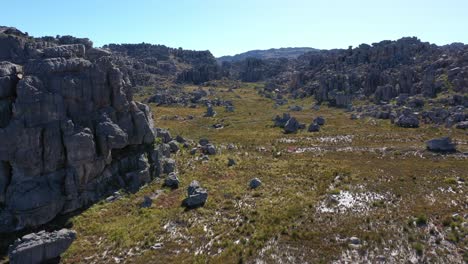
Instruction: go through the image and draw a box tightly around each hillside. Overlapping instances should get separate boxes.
[217,47,318,63]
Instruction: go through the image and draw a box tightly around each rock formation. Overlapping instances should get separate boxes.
[0,28,164,233]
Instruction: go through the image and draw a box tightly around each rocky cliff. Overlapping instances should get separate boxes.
[104,43,220,86]
[0,27,164,233]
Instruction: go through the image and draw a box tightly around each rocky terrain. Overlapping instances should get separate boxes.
[0,27,467,263]
[217,47,318,63]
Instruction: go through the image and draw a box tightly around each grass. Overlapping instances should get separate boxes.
[56,83,468,263]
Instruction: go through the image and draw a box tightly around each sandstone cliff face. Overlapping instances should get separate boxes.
[0,28,162,233]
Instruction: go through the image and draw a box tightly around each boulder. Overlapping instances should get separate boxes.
[168,140,180,153]
[308,123,320,132]
[140,196,152,208]
[8,229,76,264]
[249,178,262,189]
[395,112,419,128]
[164,172,180,189]
[204,104,216,117]
[456,121,468,129]
[228,158,236,167]
[273,113,291,128]
[183,180,208,208]
[314,116,325,126]
[284,117,301,134]
[426,137,457,153]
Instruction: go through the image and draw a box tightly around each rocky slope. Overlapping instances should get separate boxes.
[217,47,318,63]
[104,43,221,86]
[0,27,168,233]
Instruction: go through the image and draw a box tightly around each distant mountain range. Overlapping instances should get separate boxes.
[217,47,319,63]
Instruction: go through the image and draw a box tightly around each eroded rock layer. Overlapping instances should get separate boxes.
[0,28,161,233]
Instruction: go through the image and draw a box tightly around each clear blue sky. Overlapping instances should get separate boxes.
[2,0,467,57]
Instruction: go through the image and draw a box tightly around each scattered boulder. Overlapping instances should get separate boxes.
[426,137,457,153]
[456,121,468,129]
[163,158,176,174]
[168,140,180,153]
[284,117,301,134]
[395,111,419,128]
[228,158,236,167]
[288,105,303,111]
[204,104,216,117]
[273,113,291,128]
[183,180,208,208]
[8,229,77,264]
[249,178,262,189]
[140,196,152,208]
[314,116,325,126]
[308,123,320,132]
[164,172,180,189]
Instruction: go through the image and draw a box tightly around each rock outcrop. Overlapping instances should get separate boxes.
[0,28,164,233]
[8,229,76,264]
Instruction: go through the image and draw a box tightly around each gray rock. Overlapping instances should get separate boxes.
[426,137,457,153]
[199,138,209,146]
[314,116,325,126]
[249,178,262,189]
[284,117,301,134]
[164,172,180,189]
[288,105,303,111]
[163,158,176,174]
[8,229,77,264]
[273,113,291,128]
[184,180,208,208]
[140,196,152,208]
[456,121,468,129]
[395,112,419,128]
[168,140,180,153]
[203,143,217,155]
[204,104,216,117]
[308,123,320,132]
[228,158,236,167]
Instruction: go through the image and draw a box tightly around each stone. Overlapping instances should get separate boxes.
[395,112,419,128]
[273,113,291,128]
[308,123,320,132]
[228,158,236,167]
[175,135,186,143]
[8,229,77,264]
[168,140,180,153]
[199,138,210,146]
[163,158,176,174]
[456,121,468,129]
[426,137,457,153]
[183,180,208,208]
[164,172,180,189]
[203,143,217,155]
[204,104,216,117]
[249,178,262,189]
[284,117,300,134]
[288,105,303,111]
[140,196,152,208]
[314,116,325,126]
[349,236,361,245]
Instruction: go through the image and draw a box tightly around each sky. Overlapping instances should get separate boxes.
[2,0,467,57]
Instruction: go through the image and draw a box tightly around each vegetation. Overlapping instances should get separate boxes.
[61,83,467,263]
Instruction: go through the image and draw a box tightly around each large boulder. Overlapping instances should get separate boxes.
[426,137,457,153]
[183,180,208,208]
[8,229,77,264]
[395,111,419,128]
[284,117,301,134]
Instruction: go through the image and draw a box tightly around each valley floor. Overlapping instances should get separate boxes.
[61,84,467,263]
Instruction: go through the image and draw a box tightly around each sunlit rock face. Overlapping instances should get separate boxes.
[0,27,162,232]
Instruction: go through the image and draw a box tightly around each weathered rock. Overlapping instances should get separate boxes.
[284,117,301,134]
[395,111,419,128]
[164,172,179,189]
[314,116,325,126]
[456,121,468,129]
[308,123,320,132]
[249,178,262,189]
[228,158,236,167]
[8,229,76,264]
[204,104,216,117]
[140,196,152,208]
[426,137,457,153]
[183,180,208,208]
[202,143,217,155]
[273,113,291,128]
[168,140,180,153]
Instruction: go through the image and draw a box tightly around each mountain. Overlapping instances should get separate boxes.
[217,47,318,63]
